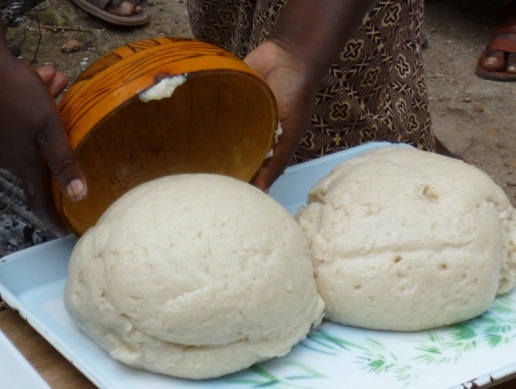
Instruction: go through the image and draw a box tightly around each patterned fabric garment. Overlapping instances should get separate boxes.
[187,0,435,164]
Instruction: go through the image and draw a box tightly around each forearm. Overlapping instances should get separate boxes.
[268,0,375,81]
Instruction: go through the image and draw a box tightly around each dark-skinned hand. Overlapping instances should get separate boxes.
[0,57,87,237]
[245,40,319,192]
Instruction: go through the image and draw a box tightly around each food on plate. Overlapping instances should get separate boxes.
[64,174,324,379]
[296,146,516,331]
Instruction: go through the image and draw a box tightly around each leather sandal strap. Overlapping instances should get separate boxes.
[86,0,112,10]
[488,37,516,53]
[496,25,516,34]
[489,15,516,53]
[85,0,141,10]
[108,0,141,7]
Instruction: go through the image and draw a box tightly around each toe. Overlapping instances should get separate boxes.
[107,1,139,17]
[483,49,506,72]
[507,52,516,73]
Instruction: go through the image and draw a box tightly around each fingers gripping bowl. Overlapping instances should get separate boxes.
[53,37,279,236]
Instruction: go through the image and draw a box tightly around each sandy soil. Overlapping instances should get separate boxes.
[1,0,515,245]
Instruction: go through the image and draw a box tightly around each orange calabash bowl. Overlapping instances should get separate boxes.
[54,37,278,236]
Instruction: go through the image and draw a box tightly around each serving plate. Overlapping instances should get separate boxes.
[1,142,516,388]
[0,330,51,389]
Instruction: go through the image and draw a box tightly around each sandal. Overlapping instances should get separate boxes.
[476,15,516,81]
[69,0,150,27]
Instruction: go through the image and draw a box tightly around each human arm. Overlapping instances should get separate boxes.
[245,0,375,190]
[0,20,87,236]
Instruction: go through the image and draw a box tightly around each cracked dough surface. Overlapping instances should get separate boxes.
[64,174,324,379]
[296,146,516,331]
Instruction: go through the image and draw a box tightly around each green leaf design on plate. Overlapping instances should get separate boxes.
[356,339,396,373]
[492,294,516,315]
[482,320,516,347]
[450,323,477,341]
[413,331,468,364]
[301,328,367,355]
[282,361,326,380]
[356,338,416,386]
[357,293,516,384]
[224,361,326,388]
[224,292,516,388]
[412,292,516,366]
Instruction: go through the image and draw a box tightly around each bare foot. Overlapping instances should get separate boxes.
[483,33,516,74]
[106,0,142,16]
[70,0,148,26]
[480,2,516,76]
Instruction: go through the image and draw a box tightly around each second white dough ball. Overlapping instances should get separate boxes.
[65,174,324,379]
[296,146,516,331]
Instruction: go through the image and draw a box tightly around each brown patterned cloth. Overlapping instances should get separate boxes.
[187,0,435,164]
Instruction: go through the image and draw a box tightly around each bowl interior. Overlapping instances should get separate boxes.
[57,60,277,235]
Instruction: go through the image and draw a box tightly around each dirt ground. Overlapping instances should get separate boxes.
[424,0,516,207]
[1,0,515,256]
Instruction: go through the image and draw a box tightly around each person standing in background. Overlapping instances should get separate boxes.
[1,0,453,233]
[187,0,454,190]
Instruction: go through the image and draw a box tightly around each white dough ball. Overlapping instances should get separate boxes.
[296,146,516,331]
[65,174,324,379]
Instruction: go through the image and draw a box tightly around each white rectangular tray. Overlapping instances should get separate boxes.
[1,142,516,389]
[0,330,50,389]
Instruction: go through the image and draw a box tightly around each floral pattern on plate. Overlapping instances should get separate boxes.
[222,291,516,389]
